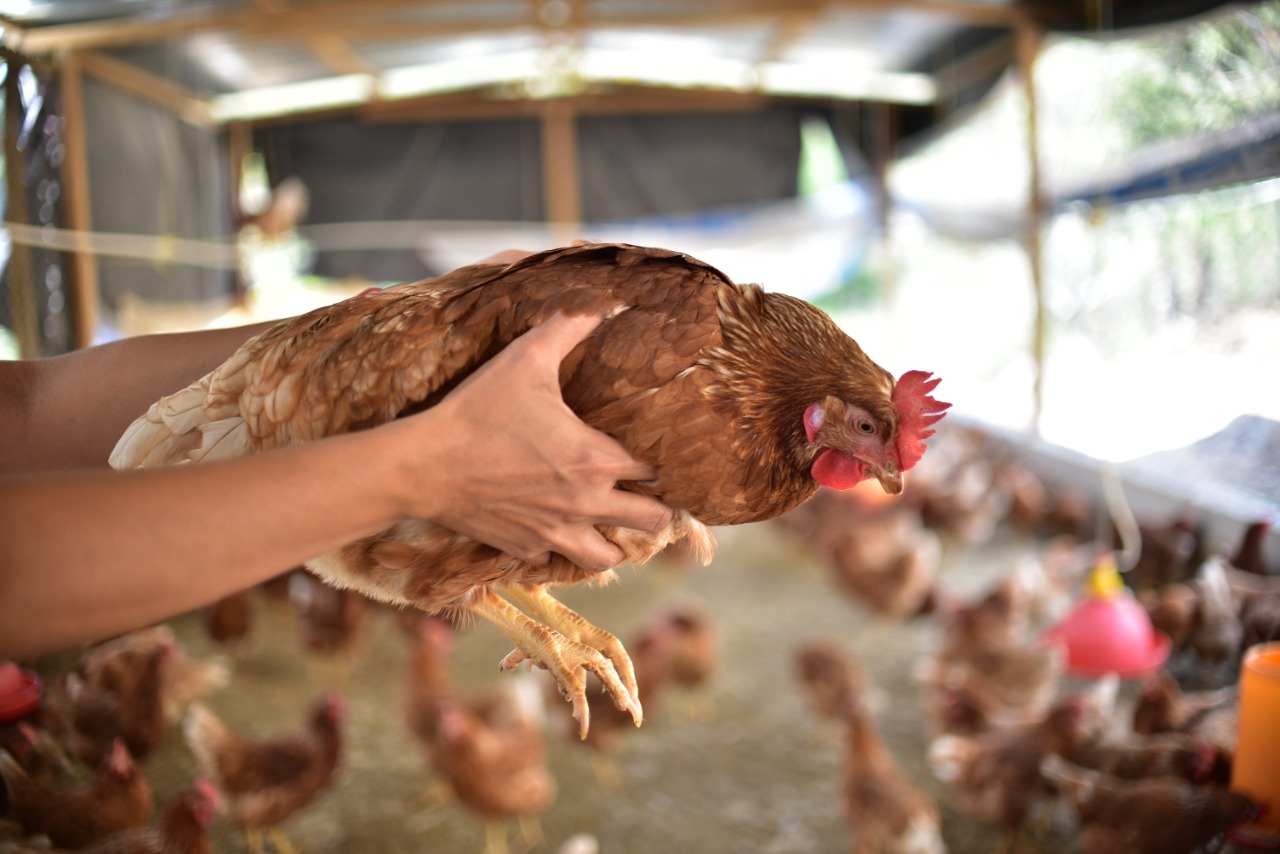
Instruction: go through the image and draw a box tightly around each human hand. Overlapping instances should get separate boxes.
[402,313,673,571]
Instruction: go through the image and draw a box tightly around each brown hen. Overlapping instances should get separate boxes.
[427,675,555,854]
[402,615,551,818]
[0,739,153,849]
[183,692,343,854]
[66,627,226,767]
[818,502,941,618]
[795,639,871,722]
[1041,754,1263,854]
[842,705,945,854]
[110,242,947,737]
[1131,673,1237,768]
[927,680,1113,843]
[68,781,220,854]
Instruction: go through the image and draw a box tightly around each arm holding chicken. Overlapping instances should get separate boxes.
[0,321,280,471]
[0,312,672,659]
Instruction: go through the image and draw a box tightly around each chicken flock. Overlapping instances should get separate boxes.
[7,421,1276,852]
[3,244,1278,852]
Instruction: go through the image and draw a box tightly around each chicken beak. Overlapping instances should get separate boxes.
[873,465,904,495]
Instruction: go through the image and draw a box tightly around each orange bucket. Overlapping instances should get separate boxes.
[1231,642,1280,847]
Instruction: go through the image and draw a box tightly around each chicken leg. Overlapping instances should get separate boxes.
[468,587,641,738]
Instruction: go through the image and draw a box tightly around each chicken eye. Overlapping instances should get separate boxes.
[855,419,877,435]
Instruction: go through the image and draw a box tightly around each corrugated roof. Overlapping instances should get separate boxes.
[0,1,1020,123]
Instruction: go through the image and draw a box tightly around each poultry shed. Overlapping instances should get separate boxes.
[3,2,1280,853]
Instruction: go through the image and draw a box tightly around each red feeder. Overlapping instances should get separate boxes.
[1042,555,1170,680]
[0,659,43,722]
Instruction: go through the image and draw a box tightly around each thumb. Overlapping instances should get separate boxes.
[521,312,605,366]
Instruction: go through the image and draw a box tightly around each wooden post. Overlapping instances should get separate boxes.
[1015,11,1046,436]
[58,50,99,349]
[539,98,581,234]
[4,56,40,357]
[227,120,253,306]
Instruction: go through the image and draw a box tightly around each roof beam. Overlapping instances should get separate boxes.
[78,50,214,125]
[756,10,821,65]
[247,0,377,77]
[2,0,474,54]
[5,0,1020,56]
[356,84,773,124]
[305,32,377,77]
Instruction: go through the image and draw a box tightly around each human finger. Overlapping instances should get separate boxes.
[594,490,673,534]
[552,531,626,574]
[521,311,605,366]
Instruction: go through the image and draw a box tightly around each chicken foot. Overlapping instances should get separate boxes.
[505,584,640,704]
[245,826,299,854]
[468,588,641,739]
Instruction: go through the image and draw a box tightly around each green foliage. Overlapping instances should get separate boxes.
[813,263,879,312]
[1107,2,1280,146]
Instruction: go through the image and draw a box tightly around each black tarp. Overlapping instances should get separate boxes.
[256,106,809,282]
[83,79,232,316]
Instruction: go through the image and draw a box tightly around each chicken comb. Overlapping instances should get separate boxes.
[892,370,951,471]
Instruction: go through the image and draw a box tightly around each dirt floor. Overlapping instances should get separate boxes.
[21,513,1111,854]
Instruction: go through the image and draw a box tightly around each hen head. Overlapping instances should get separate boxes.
[191,779,223,826]
[107,739,139,779]
[313,690,347,729]
[802,370,950,494]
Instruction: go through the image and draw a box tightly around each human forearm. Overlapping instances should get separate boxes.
[0,428,405,659]
[0,312,675,660]
[2,321,279,471]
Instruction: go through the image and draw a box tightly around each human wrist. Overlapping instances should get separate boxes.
[366,410,456,524]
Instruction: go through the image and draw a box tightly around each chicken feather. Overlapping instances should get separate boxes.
[111,242,943,736]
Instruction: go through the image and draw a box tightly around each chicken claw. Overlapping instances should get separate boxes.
[469,588,641,738]
[505,584,640,703]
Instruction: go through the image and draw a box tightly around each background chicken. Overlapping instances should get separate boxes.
[842,704,946,854]
[0,717,72,785]
[927,680,1113,846]
[65,781,221,854]
[183,691,343,854]
[551,610,680,786]
[918,575,1064,733]
[1124,514,1205,590]
[1071,731,1219,783]
[287,571,372,685]
[816,500,942,618]
[202,590,254,647]
[652,603,718,693]
[428,680,555,854]
[1040,754,1262,854]
[794,639,873,724]
[1130,673,1237,770]
[63,628,226,768]
[0,739,153,850]
[110,242,948,737]
[1229,519,1276,577]
[402,617,461,778]
[402,614,556,853]
[1140,582,1200,652]
[401,617,555,847]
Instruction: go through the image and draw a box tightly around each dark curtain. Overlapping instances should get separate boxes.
[83,79,232,317]
[255,105,818,281]
[255,117,544,282]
